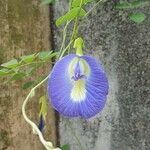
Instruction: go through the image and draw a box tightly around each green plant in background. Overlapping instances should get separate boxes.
[115,0,150,23]
[0,51,57,84]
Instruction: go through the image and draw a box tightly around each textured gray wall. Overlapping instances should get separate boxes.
[53,1,150,150]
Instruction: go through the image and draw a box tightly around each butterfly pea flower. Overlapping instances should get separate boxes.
[48,38,108,119]
[47,55,108,118]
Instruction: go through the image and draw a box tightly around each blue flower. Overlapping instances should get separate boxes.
[47,54,108,119]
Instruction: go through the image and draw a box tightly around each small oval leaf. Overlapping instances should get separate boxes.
[0,69,13,77]
[22,81,35,89]
[56,7,86,26]
[20,54,36,63]
[1,59,18,69]
[11,72,26,80]
[129,12,146,23]
[116,1,150,9]
[38,51,52,60]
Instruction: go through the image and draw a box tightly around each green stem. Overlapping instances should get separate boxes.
[84,0,103,17]
[68,0,84,52]
[58,0,72,57]
[59,21,70,54]
[59,40,74,59]
[77,0,104,31]
[70,17,78,43]
[22,76,61,150]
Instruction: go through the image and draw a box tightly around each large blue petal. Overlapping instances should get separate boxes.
[78,55,109,118]
[48,54,80,117]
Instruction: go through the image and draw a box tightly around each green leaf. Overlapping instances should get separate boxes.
[1,59,18,69]
[38,51,58,61]
[11,72,26,80]
[20,54,36,63]
[0,68,13,77]
[39,96,48,118]
[61,144,70,150]
[72,0,91,7]
[25,67,34,74]
[22,81,35,89]
[56,7,86,26]
[115,1,150,9]
[129,12,146,23]
[41,0,55,5]
[38,51,52,60]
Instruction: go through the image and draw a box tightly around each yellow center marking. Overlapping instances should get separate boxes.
[71,79,86,102]
[68,57,91,102]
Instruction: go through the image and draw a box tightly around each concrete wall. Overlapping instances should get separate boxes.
[0,1,57,149]
[53,1,150,150]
